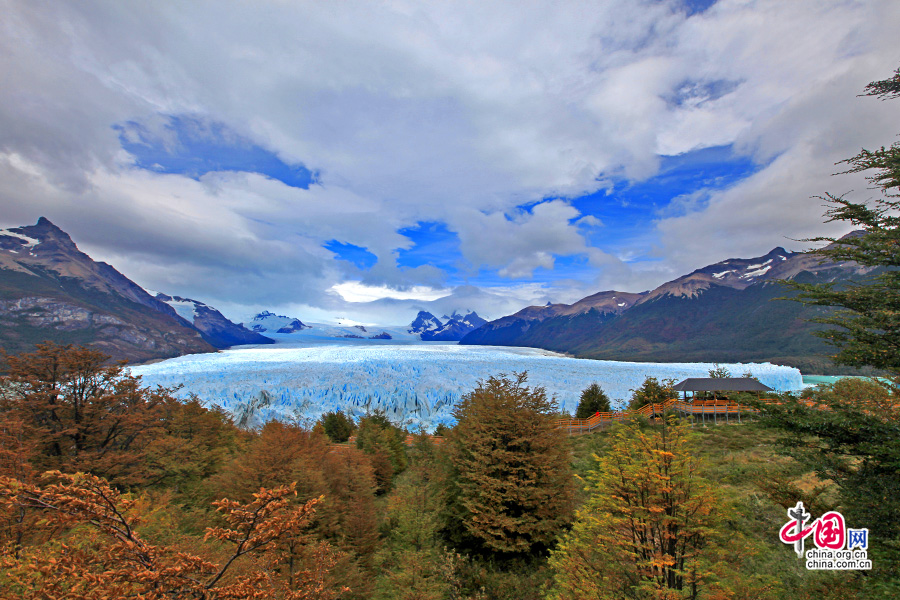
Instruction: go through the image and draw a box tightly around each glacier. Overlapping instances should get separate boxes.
[129,338,804,431]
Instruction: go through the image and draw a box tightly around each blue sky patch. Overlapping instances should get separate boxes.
[388,146,759,287]
[681,0,717,16]
[324,240,378,270]
[396,222,462,274]
[665,78,741,108]
[571,144,758,259]
[115,115,317,189]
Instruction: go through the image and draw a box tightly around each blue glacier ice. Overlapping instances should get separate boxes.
[129,338,804,430]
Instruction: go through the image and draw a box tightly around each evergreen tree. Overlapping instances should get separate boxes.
[319,410,355,443]
[707,364,731,378]
[355,411,407,493]
[444,373,574,558]
[755,67,900,590]
[627,376,675,410]
[574,383,611,418]
[785,66,900,374]
[373,438,450,600]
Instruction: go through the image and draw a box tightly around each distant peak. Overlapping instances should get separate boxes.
[31,217,67,235]
[837,230,867,241]
[19,217,75,246]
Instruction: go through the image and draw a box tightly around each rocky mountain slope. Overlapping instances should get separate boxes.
[461,241,872,373]
[245,310,311,334]
[408,310,487,341]
[0,218,215,362]
[153,293,273,348]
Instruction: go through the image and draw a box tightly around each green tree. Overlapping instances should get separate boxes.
[708,364,731,378]
[575,383,611,418]
[547,416,718,600]
[628,376,675,410]
[373,438,451,600]
[752,378,900,586]
[444,373,574,558]
[319,410,355,443]
[355,411,407,493]
[784,66,900,374]
[757,67,900,590]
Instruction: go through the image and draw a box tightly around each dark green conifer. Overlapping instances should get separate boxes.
[574,382,611,418]
[444,373,574,557]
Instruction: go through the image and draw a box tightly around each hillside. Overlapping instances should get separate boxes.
[0,218,216,363]
[461,241,872,374]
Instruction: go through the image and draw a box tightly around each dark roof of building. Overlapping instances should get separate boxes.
[672,377,773,392]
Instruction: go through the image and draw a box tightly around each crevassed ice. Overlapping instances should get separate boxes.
[129,343,803,431]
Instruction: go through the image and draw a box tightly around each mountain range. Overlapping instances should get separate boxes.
[246,310,311,334]
[152,293,273,348]
[409,310,488,341]
[460,240,872,374]
[0,218,270,363]
[0,218,873,372]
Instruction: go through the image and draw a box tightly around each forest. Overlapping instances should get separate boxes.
[0,341,898,599]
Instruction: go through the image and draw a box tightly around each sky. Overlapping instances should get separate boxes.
[2,0,899,326]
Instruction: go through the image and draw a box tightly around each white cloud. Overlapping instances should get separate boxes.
[1,0,899,324]
[331,281,451,303]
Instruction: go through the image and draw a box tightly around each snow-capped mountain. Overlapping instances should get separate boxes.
[462,237,872,373]
[0,217,214,362]
[408,311,443,335]
[245,312,420,341]
[409,310,487,341]
[246,310,311,334]
[154,293,273,348]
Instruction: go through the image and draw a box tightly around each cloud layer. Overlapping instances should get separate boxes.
[1,0,898,323]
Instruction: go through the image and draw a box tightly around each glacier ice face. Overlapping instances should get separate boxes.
[129,341,804,431]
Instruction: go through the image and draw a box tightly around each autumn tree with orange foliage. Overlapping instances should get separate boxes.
[142,396,241,493]
[0,343,172,486]
[0,470,346,599]
[548,416,718,600]
[210,420,380,598]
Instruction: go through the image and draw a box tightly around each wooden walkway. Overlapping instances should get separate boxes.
[330,397,814,450]
[552,397,793,435]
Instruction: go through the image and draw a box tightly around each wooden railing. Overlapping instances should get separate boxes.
[552,397,794,435]
[330,397,816,449]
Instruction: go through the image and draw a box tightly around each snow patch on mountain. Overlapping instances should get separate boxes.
[408,311,443,335]
[0,229,41,248]
[741,265,772,279]
[153,293,204,322]
[153,293,274,348]
[169,299,201,322]
[247,311,310,333]
[412,310,487,341]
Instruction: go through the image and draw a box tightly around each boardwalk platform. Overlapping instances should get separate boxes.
[553,398,766,435]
